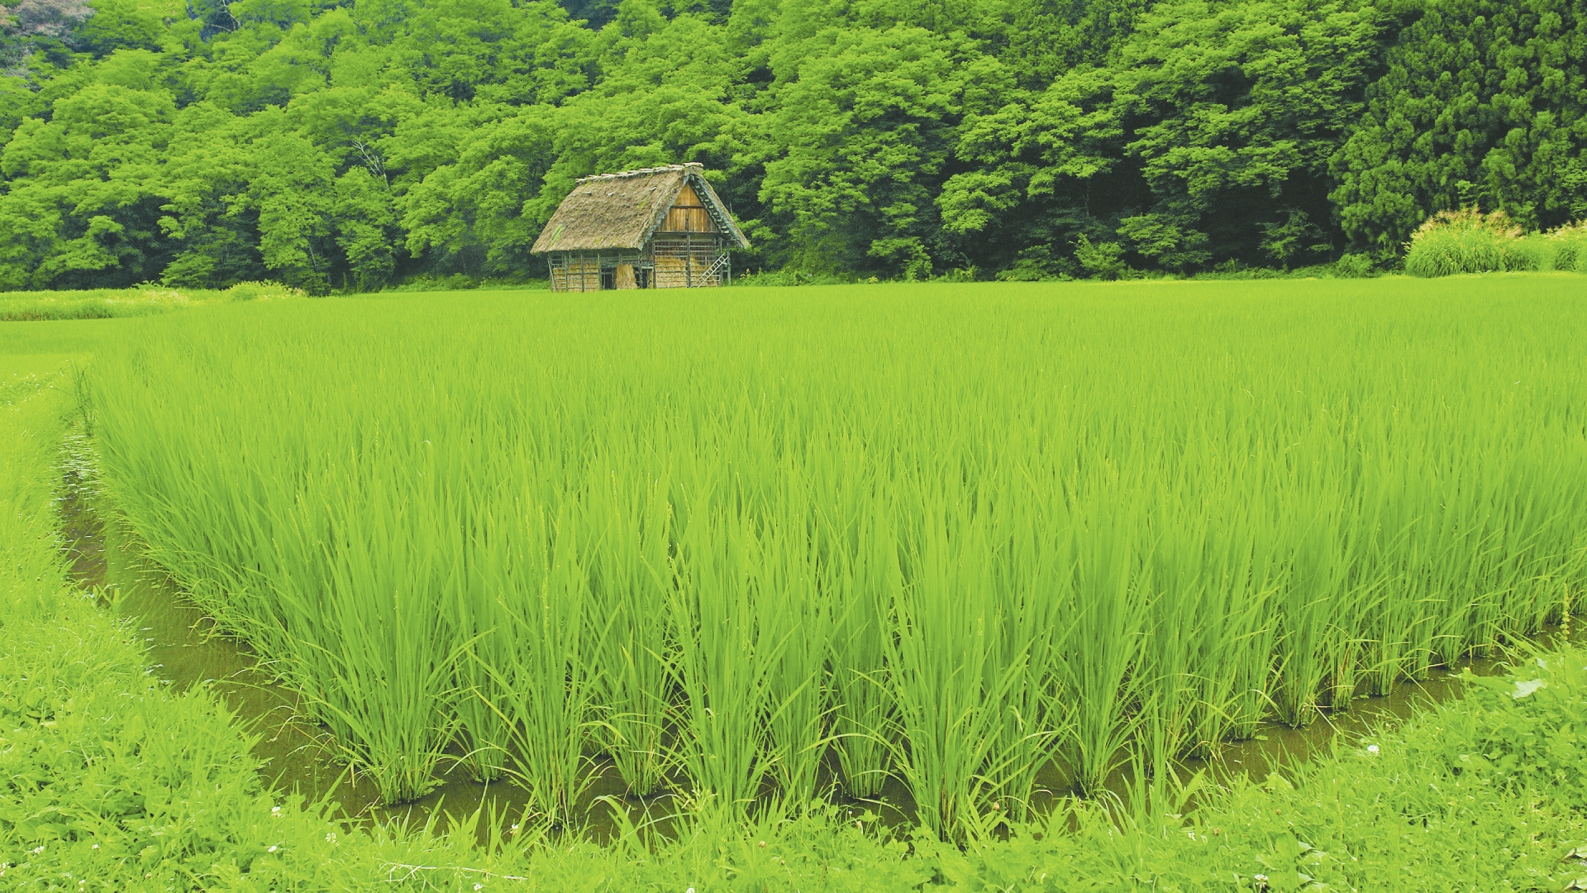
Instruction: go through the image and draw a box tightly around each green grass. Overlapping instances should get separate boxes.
[79,276,1587,840]
[0,282,307,321]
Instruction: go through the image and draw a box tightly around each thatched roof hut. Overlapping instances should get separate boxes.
[531,163,749,291]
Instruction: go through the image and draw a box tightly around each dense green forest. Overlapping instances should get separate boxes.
[1,0,1584,290]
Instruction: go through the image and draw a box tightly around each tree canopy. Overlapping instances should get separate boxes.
[1,0,1584,289]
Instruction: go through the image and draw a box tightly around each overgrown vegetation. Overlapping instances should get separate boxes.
[1402,210,1587,277]
[2,0,1585,287]
[84,279,1587,840]
[0,281,304,320]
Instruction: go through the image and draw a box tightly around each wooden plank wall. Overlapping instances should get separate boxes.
[662,183,719,233]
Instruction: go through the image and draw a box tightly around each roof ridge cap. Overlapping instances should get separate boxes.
[576,164,692,184]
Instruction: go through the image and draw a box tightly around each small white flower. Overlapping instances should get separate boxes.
[687,888,696,893]
[325,832,337,844]
[271,806,281,816]
[1254,874,1268,883]
[267,845,278,853]
[31,846,44,855]
[474,885,484,891]
[91,844,98,850]
[1367,744,1379,754]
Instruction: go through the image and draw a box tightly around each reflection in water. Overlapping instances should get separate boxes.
[58,467,1562,843]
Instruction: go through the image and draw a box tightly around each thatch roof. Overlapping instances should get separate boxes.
[531,163,750,254]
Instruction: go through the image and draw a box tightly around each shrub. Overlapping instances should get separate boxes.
[1403,208,1523,277]
[1074,235,1128,279]
[1333,253,1376,278]
[731,269,853,287]
[1543,222,1587,272]
[222,281,307,302]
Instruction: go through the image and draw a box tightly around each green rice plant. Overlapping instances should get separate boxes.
[978,460,1071,822]
[585,459,675,798]
[1180,491,1282,751]
[1141,501,1208,767]
[1057,484,1152,796]
[479,498,601,827]
[1269,487,1347,728]
[822,473,898,801]
[84,278,1587,832]
[882,474,1027,839]
[666,496,785,815]
[759,473,835,807]
[444,480,514,782]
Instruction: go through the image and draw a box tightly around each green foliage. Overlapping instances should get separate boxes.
[0,0,1567,285]
[941,0,1378,276]
[1333,252,1376,278]
[1542,221,1587,272]
[2,0,1585,283]
[1073,234,1127,279]
[1332,0,1587,254]
[1402,208,1536,277]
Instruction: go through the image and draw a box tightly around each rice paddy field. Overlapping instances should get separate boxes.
[83,276,1587,840]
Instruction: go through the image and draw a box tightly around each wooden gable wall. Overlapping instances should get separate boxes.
[661,183,720,234]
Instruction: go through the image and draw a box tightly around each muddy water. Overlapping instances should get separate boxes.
[57,471,1565,840]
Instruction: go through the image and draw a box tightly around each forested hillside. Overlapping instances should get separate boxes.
[2,0,1584,290]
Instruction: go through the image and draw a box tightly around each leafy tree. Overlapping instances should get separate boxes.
[941,0,1379,275]
[1332,0,1587,256]
[754,23,985,276]
[333,166,399,289]
[0,0,1582,287]
[0,78,173,287]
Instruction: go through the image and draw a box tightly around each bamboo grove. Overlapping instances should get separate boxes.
[89,280,1587,837]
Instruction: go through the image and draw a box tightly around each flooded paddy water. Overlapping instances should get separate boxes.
[58,460,1571,843]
